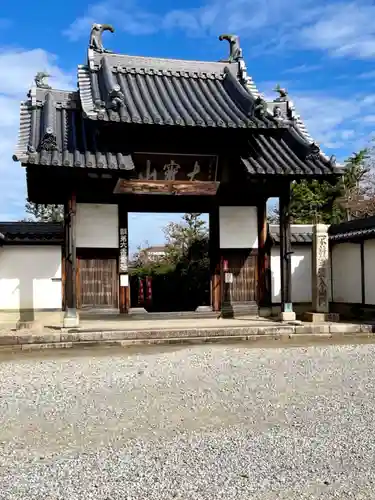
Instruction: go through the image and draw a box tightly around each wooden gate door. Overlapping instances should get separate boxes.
[223,250,258,304]
[78,258,118,310]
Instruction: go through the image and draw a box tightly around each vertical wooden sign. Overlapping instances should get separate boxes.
[119,227,129,273]
[118,207,129,313]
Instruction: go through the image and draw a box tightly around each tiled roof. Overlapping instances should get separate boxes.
[269,225,313,244]
[12,87,338,175]
[0,222,63,243]
[241,132,338,176]
[329,216,375,241]
[12,31,342,176]
[78,54,278,128]
[12,89,135,169]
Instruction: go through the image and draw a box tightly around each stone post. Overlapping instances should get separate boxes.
[305,224,336,322]
[312,224,329,313]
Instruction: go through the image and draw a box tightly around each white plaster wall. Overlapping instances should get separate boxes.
[332,242,361,303]
[76,203,119,248]
[0,246,62,310]
[364,240,375,305]
[271,246,312,303]
[219,206,258,249]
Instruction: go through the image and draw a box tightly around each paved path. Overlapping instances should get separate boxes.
[0,343,375,499]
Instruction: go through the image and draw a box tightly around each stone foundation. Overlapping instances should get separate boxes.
[0,309,63,329]
[304,312,340,323]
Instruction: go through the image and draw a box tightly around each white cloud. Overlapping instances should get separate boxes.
[362,115,375,123]
[289,91,375,155]
[64,0,319,42]
[283,64,322,74]
[359,70,375,79]
[64,0,160,40]
[64,0,375,61]
[300,2,375,59]
[0,48,74,221]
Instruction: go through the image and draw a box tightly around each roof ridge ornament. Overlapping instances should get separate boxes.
[306,142,321,161]
[35,72,51,89]
[219,34,243,63]
[89,23,115,53]
[273,84,288,102]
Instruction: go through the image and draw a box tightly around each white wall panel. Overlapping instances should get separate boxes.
[76,203,119,248]
[364,240,375,305]
[332,242,361,303]
[0,246,62,310]
[271,246,312,303]
[219,206,258,249]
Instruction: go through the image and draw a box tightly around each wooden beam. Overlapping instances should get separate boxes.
[114,179,220,196]
[257,199,270,306]
[209,207,221,312]
[64,193,78,319]
[279,183,292,312]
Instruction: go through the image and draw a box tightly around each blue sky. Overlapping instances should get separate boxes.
[1,0,375,252]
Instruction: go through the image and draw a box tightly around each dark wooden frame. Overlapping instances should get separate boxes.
[220,248,259,305]
[279,182,292,312]
[75,248,119,310]
[64,193,77,317]
[209,207,221,312]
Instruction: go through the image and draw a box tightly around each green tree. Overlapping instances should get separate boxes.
[336,149,375,220]
[267,149,373,224]
[23,202,64,222]
[163,213,208,264]
[130,213,210,311]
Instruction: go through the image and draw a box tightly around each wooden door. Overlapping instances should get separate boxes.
[223,250,258,303]
[78,258,118,309]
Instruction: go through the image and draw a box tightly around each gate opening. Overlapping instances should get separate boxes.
[128,212,210,312]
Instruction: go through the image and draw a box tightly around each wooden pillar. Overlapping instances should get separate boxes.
[63,193,79,327]
[279,182,294,318]
[209,207,221,312]
[118,206,130,313]
[257,199,270,307]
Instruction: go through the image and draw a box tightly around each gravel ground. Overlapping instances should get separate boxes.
[0,343,375,499]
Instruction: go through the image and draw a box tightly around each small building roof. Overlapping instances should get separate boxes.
[329,216,375,241]
[144,245,167,253]
[0,222,63,244]
[269,224,313,244]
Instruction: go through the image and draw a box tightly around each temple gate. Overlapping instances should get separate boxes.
[13,25,342,326]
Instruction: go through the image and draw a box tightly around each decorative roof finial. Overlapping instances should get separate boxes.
[219,34,243,63]
[306,142,321,161]
[35,72,51,89]
[273,84,288,102]
[89,23,115,53]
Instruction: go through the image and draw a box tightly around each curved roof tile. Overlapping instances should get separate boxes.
[78,55,279,129]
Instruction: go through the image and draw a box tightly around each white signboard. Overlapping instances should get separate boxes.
[224,272,233,284]
[120,274,129,287]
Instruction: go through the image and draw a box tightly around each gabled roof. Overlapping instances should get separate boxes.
[0,222,63,244]
[12,25,342,176]
[78,52,280,128]
[12,90,337,175]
